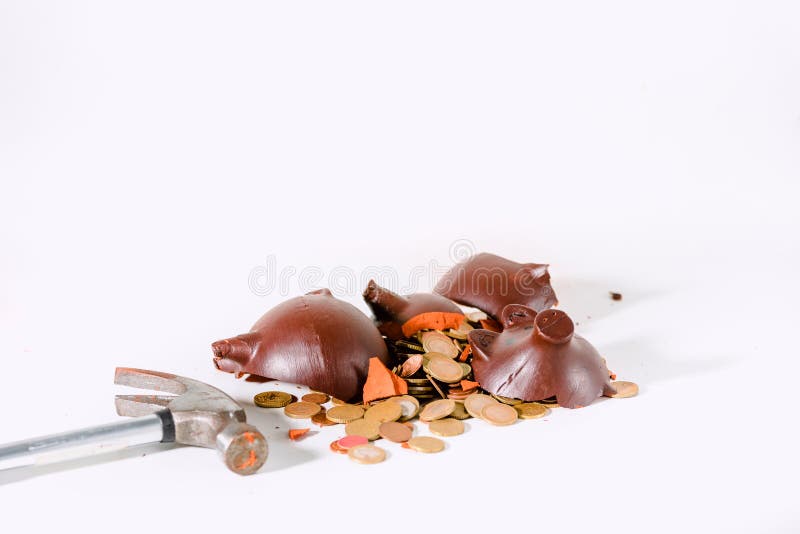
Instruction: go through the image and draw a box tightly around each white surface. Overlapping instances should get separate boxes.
[1,1,799,532]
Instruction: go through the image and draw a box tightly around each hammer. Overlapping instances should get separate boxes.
[0,368,268,475]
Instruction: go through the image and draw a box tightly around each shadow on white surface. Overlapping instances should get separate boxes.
[599,336,738,385]
[0,442,179,486]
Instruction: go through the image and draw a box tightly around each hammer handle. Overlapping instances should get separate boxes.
[0,411,174,470]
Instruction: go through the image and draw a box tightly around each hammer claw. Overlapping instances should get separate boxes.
[114,367,186,395]
[115,394,175,417]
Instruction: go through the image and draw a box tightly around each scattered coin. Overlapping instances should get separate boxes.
[331,397,347,405]
[606,381,639,398]
[405,378,432,385]
[464,393,498,419]
[481,403,518,426]
[312,411,338,426]
[329,440,347,454]
[429,418,465,437]
[348,444,387,464]
[426,355,463,383]
[387,395,420,421]
[400,354,424,377]
[491,394,523,405]
[364,401,403,424]
[407,436,445,453]
[302,392,330,404]
[514,403,549,419]
[378,421,413,443]
[337,435,369,450]
[326,404,365,423]
[449,402,472,420]
[345,418,381,441]
[419,399,456,422]
[284,401,322,419]
[253,391,293,408]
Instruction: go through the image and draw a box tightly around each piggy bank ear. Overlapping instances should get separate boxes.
[467,329,500,360]
[500,304,537,329]
[306,288,333,297]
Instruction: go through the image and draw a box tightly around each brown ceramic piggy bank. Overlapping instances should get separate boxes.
[363,279,462,339]
[468,304,614,408]
[212,289,390,401]
[435,252,558,320]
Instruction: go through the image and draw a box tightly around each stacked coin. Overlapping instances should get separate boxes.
[404,377,436,401]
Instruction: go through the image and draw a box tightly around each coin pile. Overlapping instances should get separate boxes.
[252,315,639,466]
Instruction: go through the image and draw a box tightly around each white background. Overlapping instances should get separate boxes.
[1,1,799,532]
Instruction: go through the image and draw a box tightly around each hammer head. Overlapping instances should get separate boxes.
[114,367,267,475]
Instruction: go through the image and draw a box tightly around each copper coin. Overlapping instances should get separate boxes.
[312,411,337,426]
[378,421,413,443]
[419,399,456,422]
[480,403,518,426]
[606,381,639,398]
[284,401,322,419]
[400,354,424,377]
[337,435,369,450]
[302,392,330,404]
[329,440,347,454]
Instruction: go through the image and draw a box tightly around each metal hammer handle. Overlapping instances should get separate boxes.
[0,411,172,470]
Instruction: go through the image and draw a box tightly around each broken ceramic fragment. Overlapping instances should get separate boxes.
[212,289,390,401]
[468,304,614,408]
[434,252,557,319]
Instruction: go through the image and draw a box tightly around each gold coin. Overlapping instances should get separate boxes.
[284,401,322,419]
[458,363,472,378]
[407,436,445,453]
[387,395,420,421]
[331,397,347,405]
[419,399,456,422]
[421,331,460,358]
[514,403,549,419]
[606,381,639,398]
[491,394,523,405]
[480,402,518,426]
[347,444,387,464]
[326,404,365,423]
[449,402,471,420]
[429,418,465,437]
[464,393,498,419]
[345,418,381,441]
[253,390,293,408]
[426,355,463,383]
[405,378,431,385]
[302,392,330,404]
[364,401,403,424]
